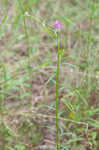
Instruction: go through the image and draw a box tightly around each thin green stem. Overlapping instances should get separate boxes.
[17,0,31,70]
[0,64,7,112]
[17,0,32,106]
[56,32,60,150]
[85,2,95,95]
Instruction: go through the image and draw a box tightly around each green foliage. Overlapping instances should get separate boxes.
[0,0,98,149]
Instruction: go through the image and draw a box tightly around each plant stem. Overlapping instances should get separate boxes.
[17,0,31,70]
[56,32,60,150]
[85,2,95,95]
[18,0,32,106]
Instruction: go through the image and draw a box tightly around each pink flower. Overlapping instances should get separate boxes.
[54,21,62,31]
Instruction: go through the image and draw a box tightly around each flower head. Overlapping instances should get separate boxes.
[54,21,62,31]
[68,112,75,119]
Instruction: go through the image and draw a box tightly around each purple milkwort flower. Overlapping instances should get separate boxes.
[54,21,62,31]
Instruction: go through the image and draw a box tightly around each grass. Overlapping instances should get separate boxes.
[0,0,99,150]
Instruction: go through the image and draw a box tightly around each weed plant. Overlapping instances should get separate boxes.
[0,0,99,150]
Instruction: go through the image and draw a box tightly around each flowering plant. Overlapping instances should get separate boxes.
[54,21,62,32]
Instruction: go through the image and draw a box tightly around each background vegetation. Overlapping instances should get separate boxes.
[0,0,99,150]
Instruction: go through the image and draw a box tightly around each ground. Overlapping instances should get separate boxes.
[0,0,99,150]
